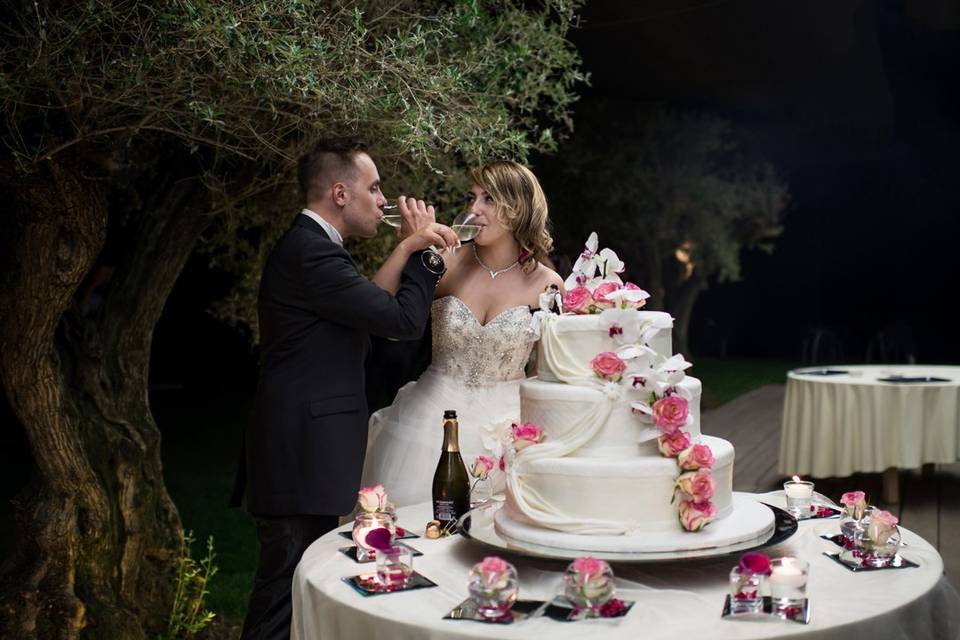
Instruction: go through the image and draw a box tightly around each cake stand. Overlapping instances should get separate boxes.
[458,493,797,563]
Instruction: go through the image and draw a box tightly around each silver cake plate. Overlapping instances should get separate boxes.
[459,497,797,563]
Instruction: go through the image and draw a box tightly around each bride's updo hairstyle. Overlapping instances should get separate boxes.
[471,160,553,273]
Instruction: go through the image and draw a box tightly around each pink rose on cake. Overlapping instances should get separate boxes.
[657,431,692,457]
[604,282,650,310]
[511,422,545,451]
[652,394,689,434]
[678,499,717,531]
[357,484,389,513]
[562,286,593,314]
[591,281,621,310]
[675,470,716,503]
[591,352,626,381]
[677,443,715,470]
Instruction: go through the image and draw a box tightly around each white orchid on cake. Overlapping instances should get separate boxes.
[561,233,650,315]
[559,232,717,533]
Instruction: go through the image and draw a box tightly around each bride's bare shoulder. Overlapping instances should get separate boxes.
[529,261,564,292]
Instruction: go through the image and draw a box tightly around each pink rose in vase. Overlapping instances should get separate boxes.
[867,509,899,545]
[652,395,689,434]
[511,422,545,451]
[477,556,513,589]
[840,490,867,519]
[470,455,495,480]
[675,470,716,503]
[657,431,691,457]
[677,443,715,470]
[569,557,615,601]
[679,499,717,531]
[738,552,772,575]
[357,484,388,513]
[562,286,593,314]
[591,352,626,382]
[591,282,620,310]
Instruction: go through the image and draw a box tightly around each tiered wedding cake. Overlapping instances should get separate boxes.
[494,234,774,553]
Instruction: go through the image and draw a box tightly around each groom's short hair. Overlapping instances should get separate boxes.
[298,137,369,201]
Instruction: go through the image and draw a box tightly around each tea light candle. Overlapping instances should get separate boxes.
[769,559,807,589]
[784,476,814,498]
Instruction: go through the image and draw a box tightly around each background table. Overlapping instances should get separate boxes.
[291,494,960,640]
[779,365,960,502]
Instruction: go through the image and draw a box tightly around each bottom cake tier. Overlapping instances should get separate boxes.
[494,492,775,554]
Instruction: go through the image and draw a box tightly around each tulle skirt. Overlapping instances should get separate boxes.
[361,365,522,508]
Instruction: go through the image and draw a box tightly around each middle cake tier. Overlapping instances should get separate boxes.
[520,376,703,457]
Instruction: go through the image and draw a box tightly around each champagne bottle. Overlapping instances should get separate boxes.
[432,409,470,531]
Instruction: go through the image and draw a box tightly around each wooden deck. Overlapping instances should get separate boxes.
[704,384,960,590]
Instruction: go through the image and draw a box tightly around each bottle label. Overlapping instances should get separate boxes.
[434,499,457,523]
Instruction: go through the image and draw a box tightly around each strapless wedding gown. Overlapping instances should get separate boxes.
[361,296,536,507]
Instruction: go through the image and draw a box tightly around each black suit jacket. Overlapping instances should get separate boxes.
[230,214,441,515]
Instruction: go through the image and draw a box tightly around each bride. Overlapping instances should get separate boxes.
[361,160,563,507]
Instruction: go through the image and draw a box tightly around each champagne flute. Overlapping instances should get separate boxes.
[451,211,481,245]
[379,202,402,229]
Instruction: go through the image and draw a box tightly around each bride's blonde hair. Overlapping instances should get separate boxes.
[470,160,553,272]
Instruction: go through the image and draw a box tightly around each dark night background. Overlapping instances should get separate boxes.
[146,0,960,399]
[1,0,958,585]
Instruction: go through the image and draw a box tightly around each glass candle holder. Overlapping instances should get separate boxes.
[375,545,414,589]
[729,566,766,614]
[467,558,519,619]
[470,480,493,509]
[768,557,808,618]
[839,511,864,550]
[783,480,815,518]
[352,511,396,562]
[563,558,615,617]
[859,509,902,568]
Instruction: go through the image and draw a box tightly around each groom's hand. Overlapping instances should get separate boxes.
[401,223,458,253]
[396,196,435,240]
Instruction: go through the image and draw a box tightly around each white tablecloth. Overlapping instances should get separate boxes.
[292,494,960,640]
[779,365,960,478]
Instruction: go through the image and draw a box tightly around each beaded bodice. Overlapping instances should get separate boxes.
[430,296,536,387]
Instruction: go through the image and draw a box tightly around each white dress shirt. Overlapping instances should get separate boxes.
[300,209,344,247]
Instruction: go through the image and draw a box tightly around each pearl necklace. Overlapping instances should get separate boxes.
[473,244,519,279]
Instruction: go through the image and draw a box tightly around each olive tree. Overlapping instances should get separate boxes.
[0,1,585,637]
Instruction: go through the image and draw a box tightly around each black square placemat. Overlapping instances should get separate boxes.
[823,552,919,572]
[444,598,547,623]
[342,571,437,596]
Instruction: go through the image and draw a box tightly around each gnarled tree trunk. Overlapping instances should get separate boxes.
[0,158,210,639]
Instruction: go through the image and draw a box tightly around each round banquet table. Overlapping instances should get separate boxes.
[778,365,960,501]
[291,493,960,640]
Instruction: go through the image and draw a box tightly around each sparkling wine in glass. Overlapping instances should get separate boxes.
[452,211,481,244]
[380,212,402,228]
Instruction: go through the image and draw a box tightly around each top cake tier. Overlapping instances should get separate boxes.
[537,311,674,384]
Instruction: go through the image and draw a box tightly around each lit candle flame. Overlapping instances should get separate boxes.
[792,475,802,483]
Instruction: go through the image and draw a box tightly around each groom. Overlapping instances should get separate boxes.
[231,138,457,640]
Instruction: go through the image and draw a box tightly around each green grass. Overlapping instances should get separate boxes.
[157,392,257,624]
